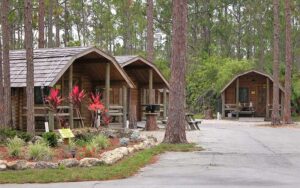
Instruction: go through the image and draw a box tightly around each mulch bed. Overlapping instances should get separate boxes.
[0,137,134,162]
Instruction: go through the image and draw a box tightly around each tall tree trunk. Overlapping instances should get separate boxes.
[284,0,292,124]
[146,0,154,63]
[123,0,132,54]
[55,0,60,47]
[64,0,69,47]
[271,0,281,125]
[48,0,54,48]
[24,0,35,134]
[38,0,45,48]
[163,0,188,144]
[0,37,4,127]
[144,0,156,130]
[1,0,12,128]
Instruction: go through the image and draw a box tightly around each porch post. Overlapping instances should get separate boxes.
[143,89,147,104]
[119,87,123,105]
[266,78,270,118]
[122,85,127,128]
[68,65,74,129]
[149,69,153,104]
[163,88,167,120]
[236,78,239,106]
[105,63,110,111]
[157,90,161,104]
[221,92,225,118]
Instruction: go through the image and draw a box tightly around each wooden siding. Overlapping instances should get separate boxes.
[223,72,282,117]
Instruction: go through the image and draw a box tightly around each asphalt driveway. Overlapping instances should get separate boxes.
[3,120,300,188]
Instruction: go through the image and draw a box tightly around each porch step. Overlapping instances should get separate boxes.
[238,117,265,122]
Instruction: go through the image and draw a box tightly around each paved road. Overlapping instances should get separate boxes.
[3,120,300,188]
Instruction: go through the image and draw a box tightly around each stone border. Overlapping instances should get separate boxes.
[0,137,158,171]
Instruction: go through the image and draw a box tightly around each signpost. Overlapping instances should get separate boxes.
[58,128,74,144]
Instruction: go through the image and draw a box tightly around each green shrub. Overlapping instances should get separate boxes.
[0,129,32,143]
[83,141,98,157]
[28,141,52,161]
[75,139,89,147]
[42,132,58,147]
[91,134,110,149]
[0,129,17,143]
[17,132,32,142]
[6,136,25,157]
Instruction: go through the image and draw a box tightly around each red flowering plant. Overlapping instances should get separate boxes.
[45,88,65,127]
[69,85,86,127]
[88,92,111,127]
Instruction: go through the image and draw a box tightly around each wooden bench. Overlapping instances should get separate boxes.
[232,110,255,118]
[109,106,124,123]
[185,113,201,130]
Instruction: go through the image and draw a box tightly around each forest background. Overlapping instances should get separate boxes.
[2,0,300,116]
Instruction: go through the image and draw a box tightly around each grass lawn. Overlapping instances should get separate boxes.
[292,116,300,122]
[0,143,200,184]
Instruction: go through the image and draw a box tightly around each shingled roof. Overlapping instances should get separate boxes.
[9,46,134,88]
[114,55,169,88]
[114,55,138,65]
[220,69,285,93]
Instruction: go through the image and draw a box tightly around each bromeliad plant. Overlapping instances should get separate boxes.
[88,92,111,127]
[45,88,65,128]
[69,85,86,128]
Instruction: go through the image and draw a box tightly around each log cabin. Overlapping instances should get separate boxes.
[9,46,134,131]
[221,70,285,120]
[114,56,169,122]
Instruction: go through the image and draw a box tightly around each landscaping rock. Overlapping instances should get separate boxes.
[120,137,129,146]
[26,162,36,169]
[35,161,58,169]
[100,148,125,165]
[59,158,79,168]
[31,136,43,143]
[0,164,6,171]
[103,129,118,138]
[130,131,141,142]
[79,158,102,167]
[0,160,7,171]
[127,147,135,154]
[7,160,28,170]
[118,147,129,156]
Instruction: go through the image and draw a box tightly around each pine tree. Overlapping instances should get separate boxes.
[163,0,188,143]
[1,0,12,128]
[24,0,35,134]
[271,0,281,126]
[0,37,4,127]
[38,0,45,48]
[283,0,292,124]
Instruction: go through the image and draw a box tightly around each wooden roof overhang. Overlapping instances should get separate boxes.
[220,70,285,94]
[9,46,134,88]
[114,55,169,89]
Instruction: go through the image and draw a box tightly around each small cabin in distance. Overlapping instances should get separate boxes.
[220,70,285,120]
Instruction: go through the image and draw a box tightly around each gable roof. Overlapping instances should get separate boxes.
[114,55,169,88]
[220,70,284,93]
[9,46,134,88]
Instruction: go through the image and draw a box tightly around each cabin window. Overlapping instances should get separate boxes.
[239,87,249,103]
[34,87,50,104]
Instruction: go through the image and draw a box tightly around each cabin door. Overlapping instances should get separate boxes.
[256,85,266,117]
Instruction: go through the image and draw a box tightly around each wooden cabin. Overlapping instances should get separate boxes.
[10,46,134,131]
[220,70,285,119]
[114,56,169,122]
